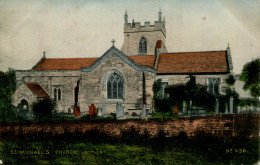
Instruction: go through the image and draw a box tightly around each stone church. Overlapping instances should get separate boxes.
[12,10,233,117]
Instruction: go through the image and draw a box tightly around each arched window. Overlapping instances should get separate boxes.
[58,88,61,101]
[158,82,168,99]
[54,88,62,101]
[54,88,57,101]
[107,73,123,99]
[208,78,220,95]
[139,37,147,54]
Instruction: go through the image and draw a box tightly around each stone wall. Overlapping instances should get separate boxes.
[1,114,259,140]
[15,70,82,113]
[156,74,229,95]
[121,21,166,56]
[81,54,155,114]
[13,54,155,115]
[12,83,37,109]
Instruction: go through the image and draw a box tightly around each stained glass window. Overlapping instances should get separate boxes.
[107,73,123,99]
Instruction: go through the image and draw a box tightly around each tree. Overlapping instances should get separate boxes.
[225,74,236,86]
[0,68,17,122]
[32,98,55,121]
[239,58,260,98]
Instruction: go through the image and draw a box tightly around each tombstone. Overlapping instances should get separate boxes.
[189,100,193,114]
[97,106,102,117]
[225,103,228,114]
[174,105,178,114]
[89,104,97,118]
[215,99,219,115]
[141,104,146,119]
[101,101,106,116]
[230,97,234,114]
[183,101,187,114]
[116,103,124,119]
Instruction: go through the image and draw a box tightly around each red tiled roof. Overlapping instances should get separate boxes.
[129,55,156,68]
[157,51,229,74]
[25,82,49,98]
[33,56,156,70]
[33,58,99,70]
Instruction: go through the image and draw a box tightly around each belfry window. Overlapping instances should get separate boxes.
[208,78,220,95]
[107,73,123,99]
[139,37,147,54]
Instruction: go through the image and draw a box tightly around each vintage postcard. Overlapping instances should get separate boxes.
[0,0,259,164]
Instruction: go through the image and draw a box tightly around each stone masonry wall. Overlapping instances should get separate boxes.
[14,54,155,115]
[15,70,81,113]
[156,74,229,95]
[121,31,166,56]
[0,114,259,140]
[81,54,155,115]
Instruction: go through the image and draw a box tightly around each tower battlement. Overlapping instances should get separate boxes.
[124,21,166,37]
[121,9,167,56]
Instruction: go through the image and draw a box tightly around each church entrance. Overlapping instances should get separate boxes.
[18,99,29,111]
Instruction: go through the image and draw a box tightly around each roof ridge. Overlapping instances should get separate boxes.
[44,57,99,59]
[129,55,156,57]
[25,82,39,85]
[161,50,227,54]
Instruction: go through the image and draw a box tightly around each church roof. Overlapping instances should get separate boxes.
[157,50,229,74]
[33,54,156,70]
[25,82,49,98]
[33,58,99,70]
[129,55,156,68]
[32,48,230,74]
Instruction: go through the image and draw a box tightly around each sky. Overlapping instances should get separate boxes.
[0,0,259,74]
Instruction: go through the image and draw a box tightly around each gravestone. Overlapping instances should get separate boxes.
[174,105,178,114]
[102,101,106,116]
[89,104,97,118]
[116,103,124,119]
[215,99,219,115]
[183,101,187,114]
[225,103,228,114]
[141,104,146,119]
[230,97,234,114]
[97,106,102,116]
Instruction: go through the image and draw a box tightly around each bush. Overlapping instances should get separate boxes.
[131,112,137,116]
[32,98,55,121]
[225,75,236,86]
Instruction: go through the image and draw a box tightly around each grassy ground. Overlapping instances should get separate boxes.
[0,132,259,165]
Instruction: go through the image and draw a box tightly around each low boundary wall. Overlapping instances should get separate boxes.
[0,114,259,140]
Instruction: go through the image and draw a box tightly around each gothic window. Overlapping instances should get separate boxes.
[208,78,220,95]
[54,87,62,101]
[158,82,168,99]
[54,88,57,101]
[139,37,147,54]
[107,73,123,99]
[58,88,61,101]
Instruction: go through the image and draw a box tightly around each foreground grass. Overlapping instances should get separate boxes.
[0,135,259,165]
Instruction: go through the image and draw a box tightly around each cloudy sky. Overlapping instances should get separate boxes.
[0,0,259,74]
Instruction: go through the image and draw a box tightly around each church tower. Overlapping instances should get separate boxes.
[121,9,167,56]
